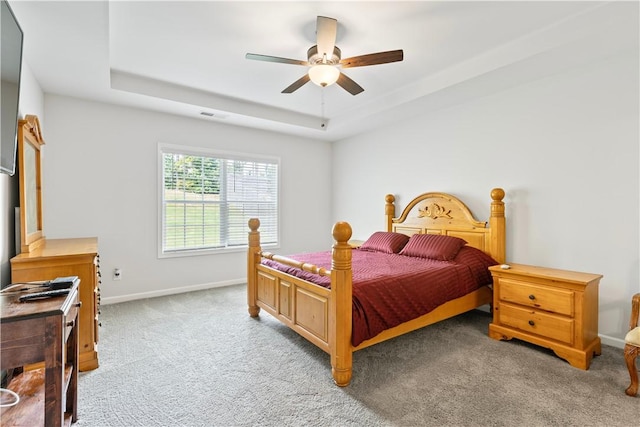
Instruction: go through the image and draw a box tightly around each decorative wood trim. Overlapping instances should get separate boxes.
[17,114,46,253]
[22,114,45,145]
[624,293,640,396]
[624,343,639,396]
[387,188,506,264]
[392,191,487,228]
[329,221,352,387]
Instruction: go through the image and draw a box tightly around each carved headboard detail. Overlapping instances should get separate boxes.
[385,188,506,263]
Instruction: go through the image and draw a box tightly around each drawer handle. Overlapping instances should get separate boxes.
[66,319,75,328]
[528,320,535,326]
[75,302,82,308]
[528,295,536,300]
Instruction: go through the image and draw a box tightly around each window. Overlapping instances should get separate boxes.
[159,144,279,256]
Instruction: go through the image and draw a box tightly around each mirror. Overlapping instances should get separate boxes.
[17,114,45,252]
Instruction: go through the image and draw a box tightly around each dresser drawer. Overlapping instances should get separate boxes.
[499,303,574,345]
[499,278,574,316]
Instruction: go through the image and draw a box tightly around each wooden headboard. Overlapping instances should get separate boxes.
[385,188,506,263]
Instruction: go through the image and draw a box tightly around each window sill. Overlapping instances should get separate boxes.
[158,243,278,259]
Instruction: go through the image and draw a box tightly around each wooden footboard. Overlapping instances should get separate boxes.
[247,188,506,387]
[248,219,354,386]
[253,260,332,352]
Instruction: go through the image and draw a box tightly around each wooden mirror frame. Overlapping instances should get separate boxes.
[17,114,45,253]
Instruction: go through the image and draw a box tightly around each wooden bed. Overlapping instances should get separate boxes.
[247,188,506,386]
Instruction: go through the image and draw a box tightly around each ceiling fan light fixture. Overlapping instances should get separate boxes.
[308,64,340,87]
[246,16,403,95]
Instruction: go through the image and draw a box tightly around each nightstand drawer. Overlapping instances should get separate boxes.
[499,303,574,345]
[499,278,574,316]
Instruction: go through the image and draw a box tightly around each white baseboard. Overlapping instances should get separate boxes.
[100,279,245,305]
[600,334,625,349]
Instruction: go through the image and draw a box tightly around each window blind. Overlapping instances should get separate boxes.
[160,145,278,255]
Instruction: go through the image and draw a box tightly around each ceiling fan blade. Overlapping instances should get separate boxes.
[340,50,404,68]
[282,74,311,94]
[316,16,337,60]
[246,53,308,66]
[336,73,364,96]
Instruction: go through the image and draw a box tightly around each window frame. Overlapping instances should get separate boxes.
[157,143,280,258]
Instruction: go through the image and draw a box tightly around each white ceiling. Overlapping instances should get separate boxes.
[9,1,638,142]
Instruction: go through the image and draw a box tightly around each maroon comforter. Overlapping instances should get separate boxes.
[262,246,497,346]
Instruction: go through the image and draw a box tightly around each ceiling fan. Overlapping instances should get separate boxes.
[245,16,403,96]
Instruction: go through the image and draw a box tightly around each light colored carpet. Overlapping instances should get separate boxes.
[76,284,637,426]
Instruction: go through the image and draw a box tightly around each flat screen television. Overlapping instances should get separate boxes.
[1,0,24,176]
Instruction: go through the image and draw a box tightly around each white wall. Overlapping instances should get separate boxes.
[332,49,639,345]
[41,96,333,303]
[0,62,43,287]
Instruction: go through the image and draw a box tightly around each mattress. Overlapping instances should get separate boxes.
[263,246,497,345]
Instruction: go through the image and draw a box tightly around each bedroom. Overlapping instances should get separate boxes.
[0,0,638,424]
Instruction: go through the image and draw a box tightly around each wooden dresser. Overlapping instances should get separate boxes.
[11,238,100,371]
[488,263,602,369]
[1,280,80,426]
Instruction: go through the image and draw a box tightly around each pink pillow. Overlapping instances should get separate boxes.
[359,232,410,254]
[399,233,467,261]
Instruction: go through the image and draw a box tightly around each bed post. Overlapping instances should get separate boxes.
[330,221,353,387]
[489,188,506,264]
[385,194,396,232]
[247,218,261,317]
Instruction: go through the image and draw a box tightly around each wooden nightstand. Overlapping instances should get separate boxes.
[488,263,602,369]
